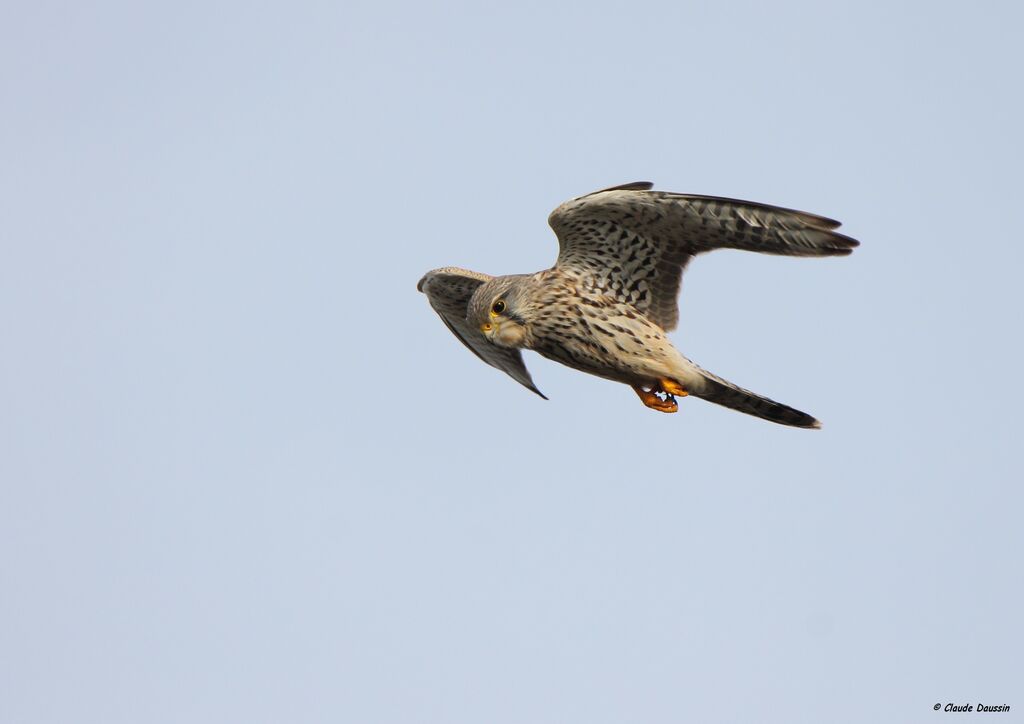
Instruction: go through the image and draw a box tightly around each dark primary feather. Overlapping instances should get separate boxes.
[589,181,655,194]
[417,268,546,398]
[549,186,859,331]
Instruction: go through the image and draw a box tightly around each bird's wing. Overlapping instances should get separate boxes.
[549,183,859,331]
[417,267,546,398]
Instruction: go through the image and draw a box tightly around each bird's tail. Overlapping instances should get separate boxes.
[688,367,821,429]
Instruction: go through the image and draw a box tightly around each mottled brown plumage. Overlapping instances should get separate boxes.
[418,182,858,428]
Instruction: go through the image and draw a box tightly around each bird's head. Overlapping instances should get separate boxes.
[468,275,531,348]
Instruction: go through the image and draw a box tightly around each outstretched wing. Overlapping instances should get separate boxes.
[417,267,546,399]
[549,183,859,331]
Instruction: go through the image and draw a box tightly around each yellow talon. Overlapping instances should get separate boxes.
[633,385,678,413]
[661,378,689,397]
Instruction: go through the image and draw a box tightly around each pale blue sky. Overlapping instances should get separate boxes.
[2,1,1021,722]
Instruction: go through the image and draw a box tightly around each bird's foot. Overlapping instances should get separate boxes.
[660,378,689,397]
[633,385,678,413]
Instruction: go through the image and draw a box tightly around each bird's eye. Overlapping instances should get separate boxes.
[491,300,506,315]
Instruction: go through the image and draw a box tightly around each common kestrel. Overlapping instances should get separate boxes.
[418,182,857,428]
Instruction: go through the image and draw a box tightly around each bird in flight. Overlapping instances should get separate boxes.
[418,182,857,428]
